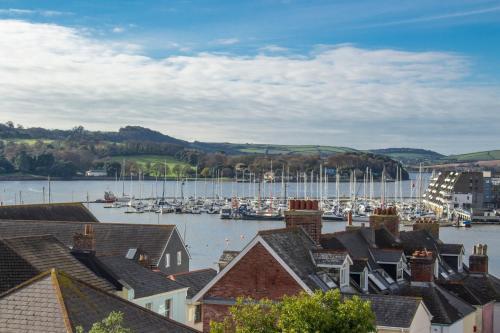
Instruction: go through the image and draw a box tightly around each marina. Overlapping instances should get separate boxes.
[1,176,499,275]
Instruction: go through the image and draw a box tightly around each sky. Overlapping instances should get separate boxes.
[0,0,499,154]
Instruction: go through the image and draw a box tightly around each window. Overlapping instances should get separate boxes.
[177,251,182,266]
[145,302,152,310]
[165,253,170,268]
[164,299,172,318]
[194,304,202,323]
[397,262,403,280]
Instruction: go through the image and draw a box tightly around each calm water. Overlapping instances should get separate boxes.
[1,176,499,275]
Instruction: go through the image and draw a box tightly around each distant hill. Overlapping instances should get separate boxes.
[368,148,445,165]
[0,123,497,168]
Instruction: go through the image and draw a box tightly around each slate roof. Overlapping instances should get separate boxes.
[311,249,348,267]
[0,235,115,293]
[458,273,500,303]
[0,203,98,222]
[351,259,368,273]
[439,244,464,255]
[399,230,440,257]
[218,250,240,268]
[0,220,176,265]
[169,268,218,298]
[358,294,423,328]
[0,270,197,333]
[371,248,404,264]
[258,228,319,291]
[98,256,187,299]
[396,283,475,325]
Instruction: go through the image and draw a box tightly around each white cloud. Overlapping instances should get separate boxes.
[112,26,125,33]
[259,45,289,53]
[0,8,69,17]
[0,19,498,153]
[214,37,240,45]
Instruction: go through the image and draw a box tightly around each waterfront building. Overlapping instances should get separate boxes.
[423,171,485,219]
[85,169,108,177]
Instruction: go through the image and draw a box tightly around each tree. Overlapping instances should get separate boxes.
[172,164,183,179]
[200,167,211,178]
[210,290,375,333]
[76,311,132,333]
[0,157,14,174]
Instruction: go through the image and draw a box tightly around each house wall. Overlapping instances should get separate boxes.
[409,303,432,333]
[493,303,500,333]
[133,289,188,324]
[157,229,189,275]
[481,302,494,333]
[201,242,303,332]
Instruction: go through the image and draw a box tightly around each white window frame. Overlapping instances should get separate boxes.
[164,298,172,318]
[165,253,170,268]
[145,302,152,310]
[177,251,182,266]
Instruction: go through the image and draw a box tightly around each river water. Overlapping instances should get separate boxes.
[1,176,499,275]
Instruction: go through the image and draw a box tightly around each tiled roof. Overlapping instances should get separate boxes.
[258,228,319,291]
[0,235,115,293]
[396,283,475,325]
[98,256,187,299]
[371,248,404,263]
[399,230,440,256]
[351,259,368,273]
[169,268,217,298]
[358,294,422,328]
[0,270,198,333]
[438,244,464,255]
[311,249,348,267]
[217,250,240,267]
[0,203,98,222]
[0,220,175,265]
[459,273,500,303]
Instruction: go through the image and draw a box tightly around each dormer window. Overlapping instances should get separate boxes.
[340,263,349,288]
[397,261,403,281]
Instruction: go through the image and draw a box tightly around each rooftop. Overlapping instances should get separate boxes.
[0,235,115,294]
[0,269,197,333]
[0,202,98,222]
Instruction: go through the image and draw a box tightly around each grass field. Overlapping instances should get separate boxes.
[235,144,357,155]
[108,155,193,176]
[1,138,55,145]
[445,150,500,162]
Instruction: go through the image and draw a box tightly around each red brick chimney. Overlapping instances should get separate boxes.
[285,200,322,244]
[73,224,96,253]
[469,244,488,274]
[412,218,440,239]
[410,249,435,283]
[369,207,400,238]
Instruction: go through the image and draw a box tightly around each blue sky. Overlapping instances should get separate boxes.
[0,0,499,153]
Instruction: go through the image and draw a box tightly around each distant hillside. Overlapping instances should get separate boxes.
[0,124,188,146]
[444,150,500,162]
[192,142,358,155]
[368,148,445,165]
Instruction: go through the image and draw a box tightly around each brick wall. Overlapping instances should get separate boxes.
[284,210,322,244]
[369,214,400,238]
[202,242,303,332]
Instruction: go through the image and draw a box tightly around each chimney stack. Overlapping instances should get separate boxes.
[410,249,435,283]
[73,224,96,253]
[469,244,488,274]
[369,207,400,238]
[138,254,151,269]
[285,200,322,244]
[412,218,440,239]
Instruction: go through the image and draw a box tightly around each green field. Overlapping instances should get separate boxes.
[108,155,193,176]
[445,150,500,162]
[1,138,55,145]
[234,144,357,155]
